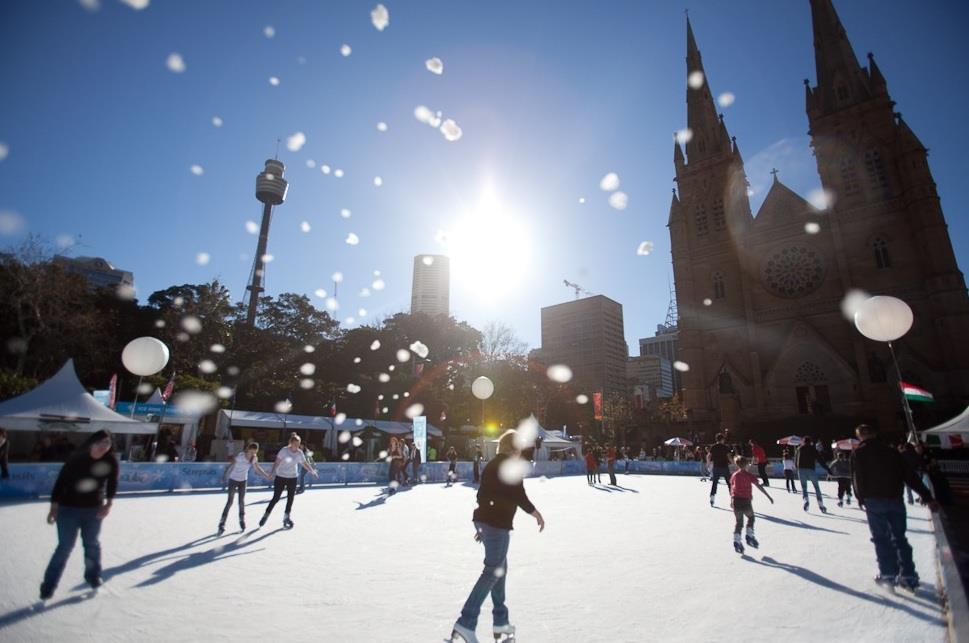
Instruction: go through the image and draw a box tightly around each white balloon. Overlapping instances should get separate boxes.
[853,295,913,342]
[471,376,494,400]
[121,337,170,376]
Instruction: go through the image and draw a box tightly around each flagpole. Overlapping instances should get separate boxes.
[888,341,918,444]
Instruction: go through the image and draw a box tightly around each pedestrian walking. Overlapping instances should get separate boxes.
[729,455,774,554]
[40,430,118,599]
[852,424,938,590]
[259,433,318,529]
[449,429,545,643]
[782,448,798,493]
[749,439,770,486]
[708,434,733,506]
[606,442,617,486]
[796,436,831,512]
[219,441,270,533]
[829,450,853,508]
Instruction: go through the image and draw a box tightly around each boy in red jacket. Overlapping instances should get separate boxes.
[749,439,769,487]
[730,455,774,554]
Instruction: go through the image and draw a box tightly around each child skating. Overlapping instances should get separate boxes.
[729,455,773,554]
[219,441,270,534]
[829,450,853,507]
[782,448,798,493]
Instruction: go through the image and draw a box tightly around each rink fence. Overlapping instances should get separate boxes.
[0,459,806,499]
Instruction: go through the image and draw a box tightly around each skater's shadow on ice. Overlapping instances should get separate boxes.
[753,513,848,535]
[92,534,221,586]
[135,529,283,588]
[590,485,615,492]
[355,493,389,510]
[606,484,639,493]
[0,592,95,630]
[750,556,944,625]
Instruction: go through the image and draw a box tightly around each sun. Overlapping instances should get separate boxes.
[445,192,531,301]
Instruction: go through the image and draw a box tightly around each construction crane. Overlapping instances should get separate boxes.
[563,279,593,300]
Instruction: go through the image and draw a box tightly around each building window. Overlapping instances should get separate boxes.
[794,361,829,415]
[864,149,889,197]
[713,272,725,299]
[695,203,708,236]
[873,237,891,269]
[840,156,860,197]
[712,199,725,231]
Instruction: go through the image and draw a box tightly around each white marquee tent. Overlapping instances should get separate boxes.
[922,406,969,448]
[0,360,157,434]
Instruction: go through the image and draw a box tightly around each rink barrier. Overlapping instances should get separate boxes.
[0,459,815,499]
[933,510,969,641]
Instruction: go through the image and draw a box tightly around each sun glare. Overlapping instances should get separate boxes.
[446,192,531,301]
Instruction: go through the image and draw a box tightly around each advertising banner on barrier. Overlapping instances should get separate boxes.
[413,416,427,465]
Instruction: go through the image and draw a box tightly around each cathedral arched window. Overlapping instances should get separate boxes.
[712,199,725,231]
[836,85,849,102]
[864,149,889,197]
[873,237,891,269]
[713,272,725,299]
[794,361,830,416]
[695,203,708,236]
[840,156,860,197]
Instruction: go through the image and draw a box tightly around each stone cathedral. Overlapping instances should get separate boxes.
[668,0,969,438]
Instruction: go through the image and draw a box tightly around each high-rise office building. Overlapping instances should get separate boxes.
[539,295,628,399]
[627,355,674,400]
[411,255,450,316]
[639,324,681,393]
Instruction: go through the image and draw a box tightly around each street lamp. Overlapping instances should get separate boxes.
[853,295,917,442]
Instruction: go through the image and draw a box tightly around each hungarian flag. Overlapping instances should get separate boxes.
[900,381,934,403]
[162,373,176,402]
[107,374,118,409]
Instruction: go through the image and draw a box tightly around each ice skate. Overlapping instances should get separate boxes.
[709,494,715,507]
[239,517,246,531]
[39,584,53,601]
[87,576,103,590]
[217,521,226,535]
[874,574,897,589]
[259,513,268,527]
[283,514,294,529]
[733,535,744,554]
[819,504,828,514]
[846,497,852,506]
[803,500,809,511]
[897,576,920,592]
[493,624,516,642]
[837,500,843,508]
[449,622,479,643]
[745,530,759,549]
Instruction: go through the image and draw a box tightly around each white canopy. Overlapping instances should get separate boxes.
[0,360,158,434]
[215,409,443,440]
[922,406,969,448]
[922,406,969,435]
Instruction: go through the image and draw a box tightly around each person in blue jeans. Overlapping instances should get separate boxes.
[451,429,545,643]
[41,430,119,599]
[795,436,831,513]
[852,424,938,591]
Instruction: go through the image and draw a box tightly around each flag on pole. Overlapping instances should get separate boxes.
[593,392,603,420]
[162,372,176,402]
[900,381,934,402]
[107,374,118,409]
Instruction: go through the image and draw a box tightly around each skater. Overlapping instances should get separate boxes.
[450,429,545,643]
[829,450,853,508]
[260,433,318,528]
[796,436,831,512]
[749,439,769,486]
[708,434,732,506]
[584,449,596,485]
[699,446,711,482]
[852,424,938,590]
[297,444,316,494]
[606,442,617,485]
[399,440,411,486]
[782,449,798,493]
[411,439,423,482]
[446,446,459,486]
[730,456,773,554]
[40,430,119,599]
[594,446,603,483]
[473,448,483,484]
[219,441,270,533]
[387,436,404,490]
[0,428,9,480]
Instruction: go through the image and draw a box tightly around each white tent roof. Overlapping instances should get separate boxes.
[216,410,442,437]
[922,406,969,435]
[0,360,158,434]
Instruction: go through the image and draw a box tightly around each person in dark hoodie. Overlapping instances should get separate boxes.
[852,424,938,591]
[40,429,119,599]
[449,429,545,643]
[796,436,832,513]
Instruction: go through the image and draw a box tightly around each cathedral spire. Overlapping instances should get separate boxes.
[808,0,870,114]
[673,137,685,174]
[684,16,728,163]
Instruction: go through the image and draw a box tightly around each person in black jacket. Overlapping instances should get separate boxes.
[450,429,545,643]
[0,428,9,480]
[708,433,733,507]
[852,424,938,590]
[796,436,832,513]
[40,429,119,599]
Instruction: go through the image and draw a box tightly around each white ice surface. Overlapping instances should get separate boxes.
[0,474,945,642]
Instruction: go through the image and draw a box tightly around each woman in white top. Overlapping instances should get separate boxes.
[219,442,270,533]
[260,433,318,529]
[782,448,799,494]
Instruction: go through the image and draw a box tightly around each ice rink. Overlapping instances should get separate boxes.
[0,473,945,642]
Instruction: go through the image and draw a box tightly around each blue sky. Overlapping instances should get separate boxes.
[2,0,968,352]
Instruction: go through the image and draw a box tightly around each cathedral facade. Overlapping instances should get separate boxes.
[668,0,969,438]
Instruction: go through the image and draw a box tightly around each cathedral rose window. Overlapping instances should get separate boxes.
[762,245,826,298]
